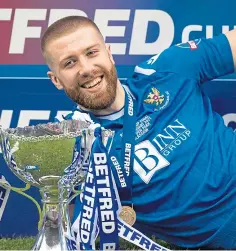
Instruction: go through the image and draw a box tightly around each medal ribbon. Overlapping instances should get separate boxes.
[77,127,120,250]
[72,126,170,251]
[77,132,97,251]
[110,85,136,206]
[91,127,120,250]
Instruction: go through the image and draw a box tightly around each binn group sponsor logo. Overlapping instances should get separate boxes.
[134,119,191,183]
[152,119,191,157]
[134,140,170,184]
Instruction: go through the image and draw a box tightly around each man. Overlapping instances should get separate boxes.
[41,15,236,249]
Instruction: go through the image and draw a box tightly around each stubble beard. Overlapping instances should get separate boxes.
[65,64,118,110]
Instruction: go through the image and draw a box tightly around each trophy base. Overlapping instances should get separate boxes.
[31,200,74,251]
[32,220,61,251]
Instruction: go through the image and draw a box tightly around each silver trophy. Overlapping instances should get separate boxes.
[0,120,112,251]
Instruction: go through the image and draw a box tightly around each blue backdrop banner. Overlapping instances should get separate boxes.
[0,0,236,237]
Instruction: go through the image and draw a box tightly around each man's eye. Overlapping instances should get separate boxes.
[87,51,97,56]
[65,60,75,67]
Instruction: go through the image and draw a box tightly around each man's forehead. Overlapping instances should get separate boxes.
[43,26,105,69]
[52,26,102,47]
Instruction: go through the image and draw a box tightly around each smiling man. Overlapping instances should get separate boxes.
[41,16,236,249]
[41,18,124,115]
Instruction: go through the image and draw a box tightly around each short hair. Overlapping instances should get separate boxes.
[41,15,102,57]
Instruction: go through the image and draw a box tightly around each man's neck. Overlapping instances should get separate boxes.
[79,80,125,116]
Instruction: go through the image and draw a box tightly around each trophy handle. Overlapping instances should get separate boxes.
[67,186,82,205]
[0,181,43,230]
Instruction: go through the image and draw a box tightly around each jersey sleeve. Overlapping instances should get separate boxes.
[133,34,234,83]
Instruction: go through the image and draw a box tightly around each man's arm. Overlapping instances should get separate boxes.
[133,34,234,83]
[225,30,236,69]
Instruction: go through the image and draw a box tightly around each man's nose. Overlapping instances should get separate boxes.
[78,58,92,77]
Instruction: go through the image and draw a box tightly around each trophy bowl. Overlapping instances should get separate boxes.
[0,120,112,251]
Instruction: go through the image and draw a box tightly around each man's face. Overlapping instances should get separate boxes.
[46,26,118,110]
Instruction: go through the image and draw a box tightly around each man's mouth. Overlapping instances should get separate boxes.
[81,75,104,89]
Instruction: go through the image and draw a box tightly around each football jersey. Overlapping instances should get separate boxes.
[63,34,236,249]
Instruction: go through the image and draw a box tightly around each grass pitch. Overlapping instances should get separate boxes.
[9,137,76,183]
[0,237,173,250]
[0,237,35,250]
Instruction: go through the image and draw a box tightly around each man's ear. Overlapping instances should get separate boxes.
[105,44,115,65]
[47,71,63,90]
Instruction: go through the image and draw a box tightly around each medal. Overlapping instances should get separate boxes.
[119,206,136,226]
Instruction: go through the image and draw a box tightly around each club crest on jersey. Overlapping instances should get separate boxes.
[144,87,170,111]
